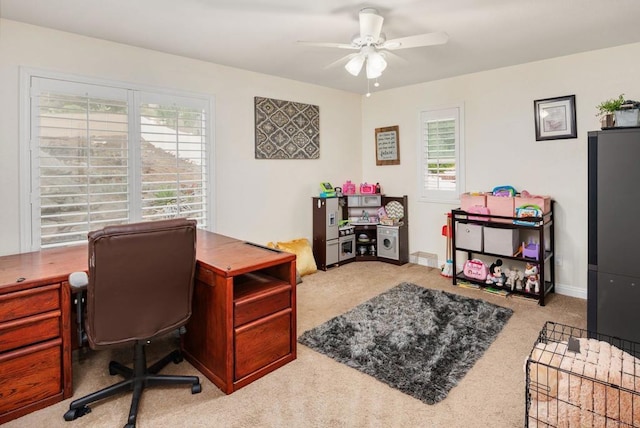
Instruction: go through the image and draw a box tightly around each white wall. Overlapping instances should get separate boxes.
[362,42,640,299]
[0,19,362,255]
[3,18,639,299]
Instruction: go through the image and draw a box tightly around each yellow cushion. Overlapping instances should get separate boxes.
[275,238,317,276]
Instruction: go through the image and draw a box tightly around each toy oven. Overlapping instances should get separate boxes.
[339,234,355,262]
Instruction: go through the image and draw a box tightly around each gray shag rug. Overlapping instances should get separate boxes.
[298,282,513,404]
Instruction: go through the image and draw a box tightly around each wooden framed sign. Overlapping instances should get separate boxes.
[375,125,400,165]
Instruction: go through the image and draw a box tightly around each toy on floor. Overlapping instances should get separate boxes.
[463,259,488,281]
[486,259,506,286]
[441,214,453,278]
[505,267,524,291]
[524,263,540,294]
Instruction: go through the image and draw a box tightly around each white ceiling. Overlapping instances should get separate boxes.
[2,0,640,94]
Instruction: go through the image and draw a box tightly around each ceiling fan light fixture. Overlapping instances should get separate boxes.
[365,51,387,79]
[345,54,365,76]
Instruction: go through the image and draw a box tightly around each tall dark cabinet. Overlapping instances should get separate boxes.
[588,128,640,343]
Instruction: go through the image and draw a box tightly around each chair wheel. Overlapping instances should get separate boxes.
[108,362,118,375]
[64,405,91,421]
[192,383,202,394]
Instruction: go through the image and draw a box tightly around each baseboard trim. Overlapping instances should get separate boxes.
[554,282,587,300]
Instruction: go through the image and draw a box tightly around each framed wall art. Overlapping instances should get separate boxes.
[254,96,319,159]
[533,95,577,141]
[375,125,400,165]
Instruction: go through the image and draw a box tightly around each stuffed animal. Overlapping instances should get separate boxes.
[486,259,506,286]
[524,263,540,294]
[505,267,524,291]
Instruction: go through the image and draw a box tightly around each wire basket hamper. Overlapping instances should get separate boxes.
[526,321,640,427]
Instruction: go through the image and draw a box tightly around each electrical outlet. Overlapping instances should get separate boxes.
[555,255,563,266]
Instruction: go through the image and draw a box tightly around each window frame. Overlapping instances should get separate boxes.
[417,103,465,204]
[19,68,215,252]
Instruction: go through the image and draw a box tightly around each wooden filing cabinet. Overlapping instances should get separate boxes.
[0,281,72,424]
[233,274,292,380]
[181,237,297,395]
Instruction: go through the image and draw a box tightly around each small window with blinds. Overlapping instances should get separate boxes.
[26,74,211,250]
[419,106,465,202]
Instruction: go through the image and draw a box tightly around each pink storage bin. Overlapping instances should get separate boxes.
[486,195,515,223]
[460,193,487,211]
[515,195,551,214]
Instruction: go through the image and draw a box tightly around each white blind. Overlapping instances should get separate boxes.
[35,88,130,247]
[139,101,207,225]
[29,76,210,249]
[422,118,456,191]
[419,106,463,201]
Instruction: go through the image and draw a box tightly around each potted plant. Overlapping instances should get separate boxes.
[596,94,625,128]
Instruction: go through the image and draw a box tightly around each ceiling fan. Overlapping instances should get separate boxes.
[298,8,448,80]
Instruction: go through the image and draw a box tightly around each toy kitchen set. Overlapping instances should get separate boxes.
[312,181,409,270]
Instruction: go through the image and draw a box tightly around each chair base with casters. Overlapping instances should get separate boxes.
[64,339,201,427]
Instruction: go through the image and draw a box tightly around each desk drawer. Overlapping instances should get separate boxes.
[234,309,291,380]
[234,274,291,327]
[0,312,60,353]
[0,284,60,323]
[0,341,62,414]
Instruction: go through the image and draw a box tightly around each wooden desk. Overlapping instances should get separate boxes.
[0,231,296,423]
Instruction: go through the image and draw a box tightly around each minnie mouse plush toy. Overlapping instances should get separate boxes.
[486,259,506,286]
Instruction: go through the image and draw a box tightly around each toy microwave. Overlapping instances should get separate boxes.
[359,182,376,194]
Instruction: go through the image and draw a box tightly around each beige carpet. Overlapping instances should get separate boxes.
[6,262,586,428]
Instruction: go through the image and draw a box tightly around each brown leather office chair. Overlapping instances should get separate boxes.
[64,219,201,428]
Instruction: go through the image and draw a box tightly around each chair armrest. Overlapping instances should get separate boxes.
[69,271,89,347]
[69,271,88,291]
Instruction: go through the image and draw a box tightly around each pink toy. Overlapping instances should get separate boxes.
[467,205,490,221]
[359,182,376,194]
[463,259,488,281]
[342,180,356,195]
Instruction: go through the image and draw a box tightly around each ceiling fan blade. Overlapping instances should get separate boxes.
[379,50,408,66]
[359,8,384,41]
[297,41,358,50]
[382,32,449,50]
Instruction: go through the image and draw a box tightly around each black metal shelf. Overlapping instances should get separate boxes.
[451,202,555,306]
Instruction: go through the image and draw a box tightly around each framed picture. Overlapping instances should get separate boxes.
[534,95,577,141]
[375,125,400,165]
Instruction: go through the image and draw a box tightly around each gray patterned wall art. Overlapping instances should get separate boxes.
[254,96,319,159]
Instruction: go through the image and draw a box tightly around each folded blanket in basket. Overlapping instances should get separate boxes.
[527,337,640,427]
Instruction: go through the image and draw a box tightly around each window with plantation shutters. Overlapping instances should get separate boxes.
[24,73,211,250]
[419,106,465,202]
[139,94,208,225]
